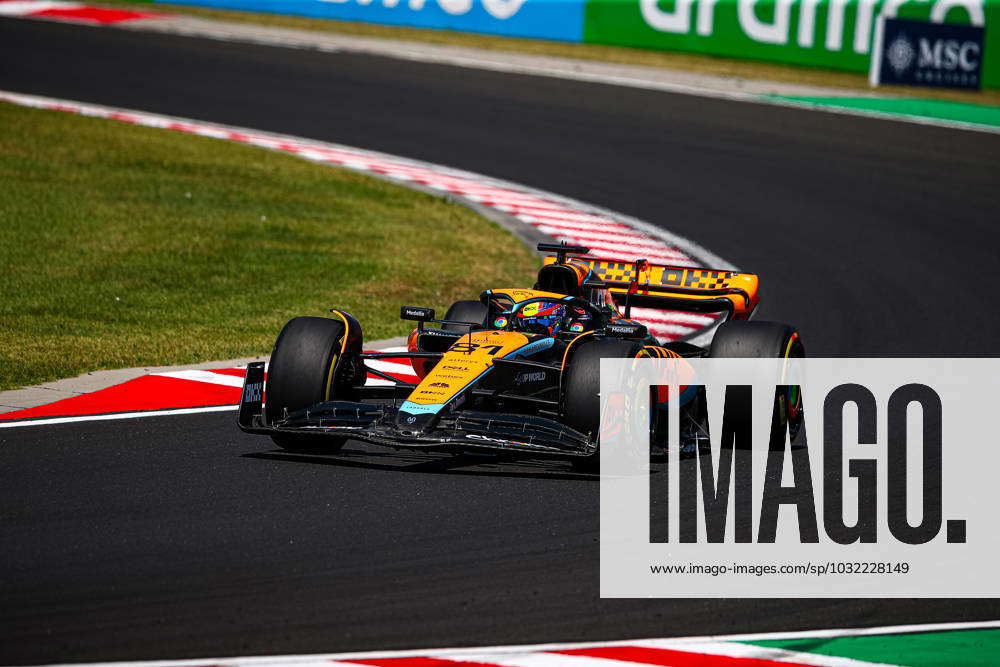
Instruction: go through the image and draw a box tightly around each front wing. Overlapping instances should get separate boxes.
[237,363,594,457]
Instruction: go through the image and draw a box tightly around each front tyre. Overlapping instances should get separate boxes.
[266,315,362,453]
[562,339,644,472]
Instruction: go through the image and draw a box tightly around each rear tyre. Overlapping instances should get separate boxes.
[442,300,488,331]
[266,316,357,453]
[708,321,804,359]
[708,320,805,448]
[562,339,644,472]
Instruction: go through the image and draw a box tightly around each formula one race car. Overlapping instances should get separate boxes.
[238,243,804,469]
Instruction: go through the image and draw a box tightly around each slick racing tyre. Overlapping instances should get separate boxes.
[441,300,488,332]
[562,339,644,472]
[266,315,363,453]
[708,320,805,448]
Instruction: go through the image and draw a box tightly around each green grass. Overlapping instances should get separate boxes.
[96,1,1000,106]
[0,103,537,390]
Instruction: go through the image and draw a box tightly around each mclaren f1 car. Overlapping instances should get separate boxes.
[237,243,804,468]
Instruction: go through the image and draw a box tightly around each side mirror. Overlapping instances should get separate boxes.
[401,306,435,322]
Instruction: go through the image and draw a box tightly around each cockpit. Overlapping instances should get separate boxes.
[486,296,600,337]
[535,261,619,314]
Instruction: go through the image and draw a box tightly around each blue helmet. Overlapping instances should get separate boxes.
[515,301,566,336]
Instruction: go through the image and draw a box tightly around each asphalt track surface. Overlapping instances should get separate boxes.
[2,16,1000,665]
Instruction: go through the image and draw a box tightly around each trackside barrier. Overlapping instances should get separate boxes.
[142,0,997,88]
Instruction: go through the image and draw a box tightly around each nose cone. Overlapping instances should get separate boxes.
[395,402,441,434]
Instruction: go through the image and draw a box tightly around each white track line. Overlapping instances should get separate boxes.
[362,378,398,387]
[386,54,1000,136]
[0,405,238,428]
[0,353,417,428]
[155,370,247,388]
[0,1,82,14]
[364,359,418,376]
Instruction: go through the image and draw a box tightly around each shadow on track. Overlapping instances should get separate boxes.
[243,446,600,482]
[244,445,676,481]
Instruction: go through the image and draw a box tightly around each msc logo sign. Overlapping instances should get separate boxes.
[873,18,984,90]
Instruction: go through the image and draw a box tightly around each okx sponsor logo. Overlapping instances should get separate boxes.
[599,358,998,597]
[873,17,984,89]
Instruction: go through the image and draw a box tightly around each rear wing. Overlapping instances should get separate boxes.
[540,255,759,320]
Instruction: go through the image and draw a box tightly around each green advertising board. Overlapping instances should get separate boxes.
[584,0,997,88]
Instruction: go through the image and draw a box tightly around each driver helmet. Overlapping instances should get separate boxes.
[516,301,566,336]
